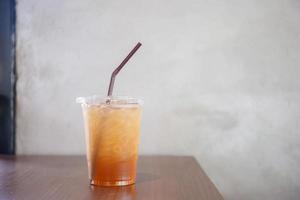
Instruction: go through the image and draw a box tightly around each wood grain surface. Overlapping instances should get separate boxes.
[0,155,223,200]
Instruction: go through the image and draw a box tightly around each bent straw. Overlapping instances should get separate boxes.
[107,42,142,97]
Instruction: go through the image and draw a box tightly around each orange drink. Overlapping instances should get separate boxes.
[78,96,142,186]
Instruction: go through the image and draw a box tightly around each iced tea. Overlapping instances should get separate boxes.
[80,97,142,186]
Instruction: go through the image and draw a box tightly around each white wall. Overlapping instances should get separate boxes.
[16,0,300,199]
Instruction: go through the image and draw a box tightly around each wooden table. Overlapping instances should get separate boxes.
[0,155,223,200]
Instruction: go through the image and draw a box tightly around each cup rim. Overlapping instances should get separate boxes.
[76,95,143,106]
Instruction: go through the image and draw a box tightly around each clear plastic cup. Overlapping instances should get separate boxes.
[76,96,142,186]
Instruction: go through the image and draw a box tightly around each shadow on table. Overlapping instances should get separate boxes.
[136,173,159,183]
[90,184,137,200]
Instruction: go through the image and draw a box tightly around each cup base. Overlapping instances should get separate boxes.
[90,179,135,187]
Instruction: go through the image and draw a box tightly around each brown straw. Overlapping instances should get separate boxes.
[107,42,142,97]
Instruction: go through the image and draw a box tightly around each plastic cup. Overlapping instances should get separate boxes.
[77,96,142,186]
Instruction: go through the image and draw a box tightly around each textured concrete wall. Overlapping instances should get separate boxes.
[16,0,300,199]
